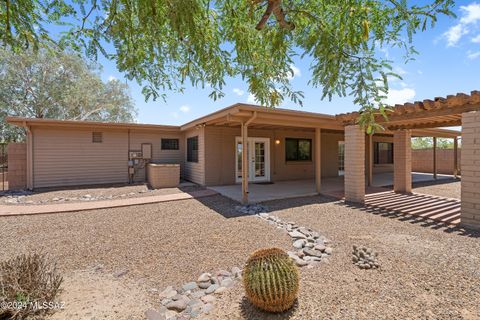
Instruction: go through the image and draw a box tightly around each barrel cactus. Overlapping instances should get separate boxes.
[243,247,299,313]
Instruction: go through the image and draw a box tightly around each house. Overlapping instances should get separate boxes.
[8,91,480,230]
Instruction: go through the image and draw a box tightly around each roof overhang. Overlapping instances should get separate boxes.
[180,103,344,131]
[6,117,181,132]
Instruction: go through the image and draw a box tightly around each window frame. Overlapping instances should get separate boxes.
[374,142,394,165]
[285,138,312,162]
[187,136,199,163]
[161,138,180,150]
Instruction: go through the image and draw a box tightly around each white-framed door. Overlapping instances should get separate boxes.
[235,137,270,183]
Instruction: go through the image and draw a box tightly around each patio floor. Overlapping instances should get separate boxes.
[208,172,457,203]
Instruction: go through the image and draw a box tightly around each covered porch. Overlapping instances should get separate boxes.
[337,91,480,230]
[208,172,456,203]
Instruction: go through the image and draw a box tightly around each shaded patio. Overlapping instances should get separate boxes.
[208,172,457,203]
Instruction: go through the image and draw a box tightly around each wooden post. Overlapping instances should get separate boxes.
[241,123,249,204]
[433,137,437,180]
[454,137,458,178]
[315,128,321,193]
[367,134,373,187]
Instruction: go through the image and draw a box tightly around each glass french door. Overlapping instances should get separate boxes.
[235,137,270,183]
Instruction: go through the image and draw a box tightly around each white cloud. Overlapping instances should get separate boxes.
[232,88,245,96]
[179,105,190,113]
[287,64,301,80]
[443,3,480,46]
[383,88,416,106]
[247,93,258,104]
[472,34,480,43]
[108,76,117,82]
[467,50,480,59]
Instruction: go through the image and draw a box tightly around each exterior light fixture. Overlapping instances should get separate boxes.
[275,139,280,145]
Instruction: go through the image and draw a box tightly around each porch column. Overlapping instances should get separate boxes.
[453,137,459,178]
[393,129,412,193]
[433,137,437,180]
[241,123,249,204]
[315,128,321,193]
[367,134,373,187]
[344,125,365,203]
[460,111,480,230]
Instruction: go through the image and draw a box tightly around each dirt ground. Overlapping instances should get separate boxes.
[412,180,461,199]
[1,182,478,319]
[210,195,480,319]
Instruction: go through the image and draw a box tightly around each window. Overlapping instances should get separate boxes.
[338,141,345,176]
[92,132,103,143]
[374,142,394,164]
[187,136,199,162]
[161,138,179,150]
[285,138,312,161]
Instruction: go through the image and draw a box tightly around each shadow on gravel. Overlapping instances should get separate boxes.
[240,297,298,319]
[194,194,338,219]
[340,200,480,239]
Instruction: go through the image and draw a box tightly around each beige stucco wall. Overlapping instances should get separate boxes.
[203,126,345,186]
[31,127,184,189]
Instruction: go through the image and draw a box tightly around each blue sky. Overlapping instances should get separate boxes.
[96,1,480,126]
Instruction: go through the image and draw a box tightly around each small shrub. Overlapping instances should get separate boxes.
[0,253,63,319]
[243,248,299,313]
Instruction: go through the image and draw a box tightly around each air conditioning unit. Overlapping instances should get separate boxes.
[129,151,143,159]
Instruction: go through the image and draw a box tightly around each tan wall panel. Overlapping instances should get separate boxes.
[32,127,129,188]
[184,127,205,185]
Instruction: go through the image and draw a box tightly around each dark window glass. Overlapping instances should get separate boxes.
[187,136,199,162]
[285,138,312,161]
[92,132,103,143]
[161,138,179,150]
[374,142,394,164]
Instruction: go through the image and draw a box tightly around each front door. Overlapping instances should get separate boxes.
[235,137,270,183]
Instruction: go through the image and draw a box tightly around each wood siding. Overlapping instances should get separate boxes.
[183,127,205,185]
[32,127,184,189]
[32,127,129,188]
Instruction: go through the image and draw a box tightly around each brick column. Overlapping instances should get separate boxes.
[345,125,365,203]
[393,130,412,193]
[461,111,480,230]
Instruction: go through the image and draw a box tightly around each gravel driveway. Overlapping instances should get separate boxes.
[412,180,461,199]
[210,195,480,319]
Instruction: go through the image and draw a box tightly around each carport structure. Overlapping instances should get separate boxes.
[336,91,480,230]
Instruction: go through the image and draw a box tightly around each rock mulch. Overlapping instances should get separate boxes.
[352,245,379,269]
[145,204,334,319]
[145,267,242,320]
[236,204,333,268]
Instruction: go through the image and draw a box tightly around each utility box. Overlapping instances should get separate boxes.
[142,143,152,160]
[147,163,180,189]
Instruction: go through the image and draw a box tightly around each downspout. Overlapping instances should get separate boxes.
[23,121,34,190]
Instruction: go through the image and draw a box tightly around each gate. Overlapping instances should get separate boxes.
[0,143,7,191]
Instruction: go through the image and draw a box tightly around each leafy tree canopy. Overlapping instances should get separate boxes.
[0,48,137,142]
[0,0,455,132]
[411,137,457,150]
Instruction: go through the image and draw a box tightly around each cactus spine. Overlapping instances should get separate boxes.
[243,247,299,313]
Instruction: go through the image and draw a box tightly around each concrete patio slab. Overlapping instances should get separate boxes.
[208,172,457,203]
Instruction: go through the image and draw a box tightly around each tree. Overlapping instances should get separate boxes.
[0,48,137,142]
[411,137,455,149]
[0,0,455,132]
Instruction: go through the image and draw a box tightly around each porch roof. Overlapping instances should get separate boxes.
[336,90,480,131]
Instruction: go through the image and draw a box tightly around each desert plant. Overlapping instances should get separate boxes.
[243,247,299,313]
[0,253,63,319]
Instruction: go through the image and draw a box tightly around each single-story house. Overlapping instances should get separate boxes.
[6,103,459,192]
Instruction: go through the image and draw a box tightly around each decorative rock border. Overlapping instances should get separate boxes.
[3,190,152,204]
[146,204,333,319]
[352,245,379,269]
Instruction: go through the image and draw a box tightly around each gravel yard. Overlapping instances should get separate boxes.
[1,182,203,205]
[210,195,480,319]
[0,195,291,319]
[412,179,461,199]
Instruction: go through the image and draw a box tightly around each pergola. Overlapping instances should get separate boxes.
[336,91,480,230]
